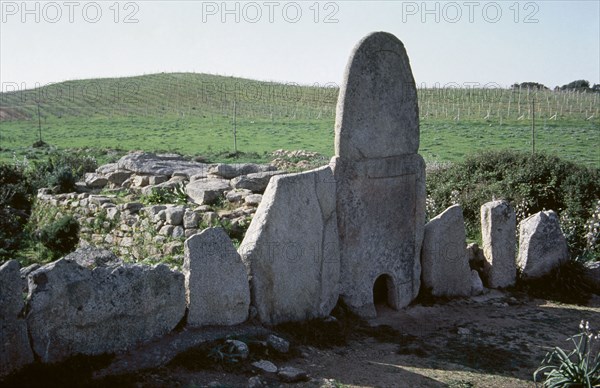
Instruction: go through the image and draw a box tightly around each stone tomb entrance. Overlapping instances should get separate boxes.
[372,273,396,308]
[240,31,425,323]
[332,32,426,318]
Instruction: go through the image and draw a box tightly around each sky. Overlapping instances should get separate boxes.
[1,0,599,91]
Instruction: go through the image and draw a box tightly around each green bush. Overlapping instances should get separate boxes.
[140,184,188,205]
[47,166,76,193]
[534,320,600,387]
[0,164,33,261]
[27,151,97,194]
[38,215,80,260]
[427,150,600,258]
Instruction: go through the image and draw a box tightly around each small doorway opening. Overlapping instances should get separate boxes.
[373,274,393,308]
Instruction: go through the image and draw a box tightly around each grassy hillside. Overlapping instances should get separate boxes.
[1,72,598,167]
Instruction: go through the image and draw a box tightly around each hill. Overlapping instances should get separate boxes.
[0,72,598,166]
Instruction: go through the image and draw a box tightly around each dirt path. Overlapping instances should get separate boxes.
[121,291,600,387]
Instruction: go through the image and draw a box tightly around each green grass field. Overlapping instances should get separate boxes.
[1,73,598,167]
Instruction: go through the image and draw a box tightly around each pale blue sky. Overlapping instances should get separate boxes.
[1,1,598,90]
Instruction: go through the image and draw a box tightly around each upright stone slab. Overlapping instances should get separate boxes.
[0,260,34,377]
[333,32,425,317]
[184,228,250,326]
[239,166,340,325]
[421,205,471,297]
[517,210,569,279]
[481,200,516,288]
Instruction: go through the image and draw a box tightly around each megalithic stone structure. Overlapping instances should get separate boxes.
[332,32,426,318]
[240,31,425,324]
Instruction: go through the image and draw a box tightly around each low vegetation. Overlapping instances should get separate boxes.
[534,320,600,387]
[426,150,600,260]
[0,151,96,262]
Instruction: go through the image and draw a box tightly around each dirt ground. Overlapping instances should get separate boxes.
[121,291,600,388]
[3,290,599,388]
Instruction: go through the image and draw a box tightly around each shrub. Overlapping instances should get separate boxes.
[534,320,600,387]
[426,150,600,258]
[27,151,97,193]
[0,164,33,261]
[38,215,80,260]
[140,184,188,205]
[516,260,597,305]
[47,165,76,193]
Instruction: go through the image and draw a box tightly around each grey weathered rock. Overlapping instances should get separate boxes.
[481,200,516,288]
[267,335,289,353]
[208,163,275,179]
[421,205,471,297]
[106,170,133,186]
[172,226,185,239]
[466,242,486,271]
[96,162,118,175]
[278,366,309,383]
[106,207,120,221]
[145,205,167,220]
[225,339,249,360]
[231,171,283,193]
[164,241,183,255]
[244,194,263,206]
[89,195,113,206]
[1,260,34,377]
[118,202,144,213]
[154,209,167,223]
[202,212,219,225]
[248,376,265,388]
[239,166,340,325]
[226,189,252,203]
[335,32,419,159]
[20,263,41,292]
[470,270,485,296]
[184,228,250,326]
[148,175,168,185]
[333,32,424,317]
[120,178,132,189]
[184,228,199,238]
[165,206,185,226]
[517,210,569,279]
[63,246,123,268]
[26,259,185,363]
[139,178,185,196]
[116,152,208,177]
[159,225,175,236]
[85,173,108,188]
[183,210,201,229]
[252,360,277,373]
[132,175,149,187]
[186,179,230,205]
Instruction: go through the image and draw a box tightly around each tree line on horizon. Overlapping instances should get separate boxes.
[511,80,600,93]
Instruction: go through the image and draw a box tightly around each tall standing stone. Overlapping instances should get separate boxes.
[517,210,569,278]
[421,205,472,297]
[0,260,34,377]
[333,32,425,317]
[184,228,250,326]
[239,166,340,325]
[481,200,516,288]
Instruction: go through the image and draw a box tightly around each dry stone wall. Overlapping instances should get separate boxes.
[34,153,280,264]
